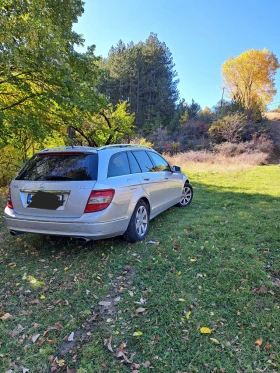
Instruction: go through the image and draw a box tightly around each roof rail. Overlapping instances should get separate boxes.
[98,144,153,150]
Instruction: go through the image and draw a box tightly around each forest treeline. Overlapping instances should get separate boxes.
[1,0,279,185]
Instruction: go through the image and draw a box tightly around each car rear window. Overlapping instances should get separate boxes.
[15,153,98,181]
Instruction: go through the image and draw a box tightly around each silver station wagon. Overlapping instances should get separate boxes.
[4,144,193,242]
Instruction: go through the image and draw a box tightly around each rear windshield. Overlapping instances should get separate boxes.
[15,153,98,181]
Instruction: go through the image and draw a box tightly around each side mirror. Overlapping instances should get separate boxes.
[172,166,181,172]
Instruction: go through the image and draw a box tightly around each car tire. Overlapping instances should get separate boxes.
[123,200,150,242]
[176,183,193,207]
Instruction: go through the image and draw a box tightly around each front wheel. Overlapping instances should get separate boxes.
[176,183,193,207]
[123,200,150,242]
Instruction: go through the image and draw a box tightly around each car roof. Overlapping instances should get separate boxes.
[38,144,154,154]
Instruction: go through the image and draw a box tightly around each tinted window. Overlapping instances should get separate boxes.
[148,151,171,172]
[132,151,153,172]
[108,152,130,177]
[127,151,141,173]
[15,153,98,181]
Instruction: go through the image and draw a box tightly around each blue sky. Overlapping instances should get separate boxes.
[73,0,280,110]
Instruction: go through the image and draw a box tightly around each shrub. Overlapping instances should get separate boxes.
[214,134,274,157]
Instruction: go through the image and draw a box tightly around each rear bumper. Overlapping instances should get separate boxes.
[3,210,129,240]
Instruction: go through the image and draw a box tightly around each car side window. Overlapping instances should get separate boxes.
[108,152,130,177]
[127,151,141,173]
[147,151,172,172]
[132,151,153,172]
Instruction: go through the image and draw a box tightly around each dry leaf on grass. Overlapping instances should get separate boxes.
[1,313,13,321]
[200,327,212,334]
[253,284,267,294]
[255,338,263,346]
[99,301,111,307]
[31,334,40,343]
[104,335,114,352]
[135,307,146,313]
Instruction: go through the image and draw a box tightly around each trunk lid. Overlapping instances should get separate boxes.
[10,152,98,218]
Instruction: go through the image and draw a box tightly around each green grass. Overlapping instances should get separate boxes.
[0,165,280,373]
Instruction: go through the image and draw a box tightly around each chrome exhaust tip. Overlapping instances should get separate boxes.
[76,237,92,243]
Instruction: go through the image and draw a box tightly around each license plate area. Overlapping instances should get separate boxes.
[24,190,70,210]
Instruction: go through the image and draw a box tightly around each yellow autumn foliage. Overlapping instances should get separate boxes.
[222,49,279,110]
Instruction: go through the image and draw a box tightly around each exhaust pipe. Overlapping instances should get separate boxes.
[10,230,24,236]
[76,237,92,243]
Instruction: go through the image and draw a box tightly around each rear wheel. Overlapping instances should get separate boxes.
[176,183,193,207]
[123,200,149,242]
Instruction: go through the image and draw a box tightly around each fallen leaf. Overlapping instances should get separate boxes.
[57,359,65,366]
[68,332,75,342]
[190,258,197,262]
[32,334,40,343]
[43,322,63,336]
[11,324,24,336]
[1,313,12,321]
[253,284,267,295]
[40,295,46,300]
[104,335,114,352]
[143,361,151,368]
[99,301,111,307]
[64,267,69,271]
[272,278,280,287]
[133,331,143,336]
[200,327,212,334]
[255,338,263,346]
[264,344,271,351]
[30,299,40,305]
[178,298,186,302]
[136,307,146,313]
[186,311,191,320]
[210,337,220,344]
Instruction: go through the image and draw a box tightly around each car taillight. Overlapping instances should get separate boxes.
[7,188,13,209]
[84,189,115,213]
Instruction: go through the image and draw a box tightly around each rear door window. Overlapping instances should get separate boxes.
[15,153,98,181]
[108,152,130,177]
[132,151,154,172]
[127,151,141,173]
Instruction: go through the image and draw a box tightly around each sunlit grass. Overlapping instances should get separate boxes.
[0,164,279,372]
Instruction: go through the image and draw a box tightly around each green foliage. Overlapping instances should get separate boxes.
[70,101,135,147]
[0,0,101,149]
[99,33,179,128]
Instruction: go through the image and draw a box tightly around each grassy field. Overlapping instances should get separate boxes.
[0,164,280,373]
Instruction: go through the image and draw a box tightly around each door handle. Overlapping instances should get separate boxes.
[142,177,150,181]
